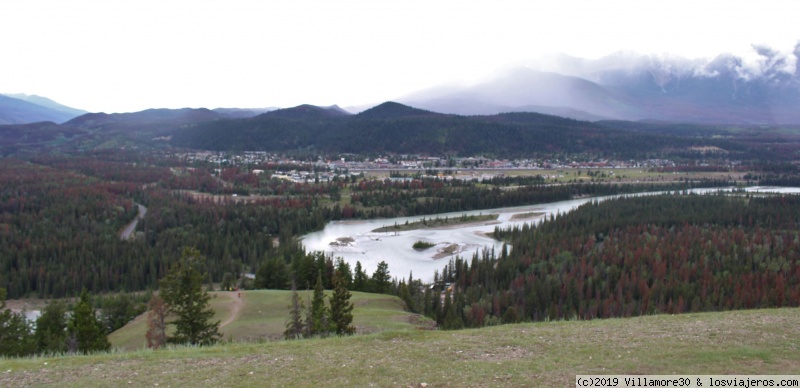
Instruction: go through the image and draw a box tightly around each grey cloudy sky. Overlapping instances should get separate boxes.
[1,0,797,113]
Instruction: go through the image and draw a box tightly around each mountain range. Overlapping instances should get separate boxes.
[4,98,767,162]
[398,46,800,125]
[3,46,800,126]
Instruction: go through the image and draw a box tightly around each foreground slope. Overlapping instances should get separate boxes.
[3,308,799,386]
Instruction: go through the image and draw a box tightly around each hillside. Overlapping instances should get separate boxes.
[109,290,433,351]
[3,308,799,386]
[0,94,83,125]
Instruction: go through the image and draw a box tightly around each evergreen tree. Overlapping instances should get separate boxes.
[68,289,111,354]
[35,300,68,354]
[334,258,352,288]
[159,247,221,346]
[442,290,464,330]
[256,256,290,289]
[352,261,368,292]
[220,272,235,291]
[397,281,414,312]
[370,261,391,294]
[0,288,36,357]
[308,271,330,337]
[284,278,306,340]
[329,270,355,336]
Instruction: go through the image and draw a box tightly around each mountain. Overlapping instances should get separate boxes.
[400,45,800,125]
[3,93,87,118]
[213,107,276,118]
[356,101,444,119]
[0,94,85,124]
[261,104,351,120]
[401,69,643,120]
[65,108,222,129]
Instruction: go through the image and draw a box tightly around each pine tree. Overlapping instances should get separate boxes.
[329,270,355,336]
[370,261,391,294]
[68,290,111,354]
[284,278,306,340]
[309,271,330,337]
[398,281,414,312]
[35,300,68,354]
[334,258,352,287]
[159,247,221,346]
[353,261,368,292]
[0,288,36,357]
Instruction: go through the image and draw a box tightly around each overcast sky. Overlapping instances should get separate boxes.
[1,0,797,113]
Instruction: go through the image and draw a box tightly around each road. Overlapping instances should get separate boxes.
[120,204,147,240]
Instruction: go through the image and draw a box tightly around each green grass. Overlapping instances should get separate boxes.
[5,307,800,386]
[109,290,427,351]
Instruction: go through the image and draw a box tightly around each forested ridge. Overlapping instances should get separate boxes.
[169,103,741,159]
[420,194,800,329]
[2,101,795,162]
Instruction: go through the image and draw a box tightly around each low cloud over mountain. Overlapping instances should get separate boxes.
[400,44,800,125]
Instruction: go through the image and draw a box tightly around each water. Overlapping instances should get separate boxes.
[301,186,800,282]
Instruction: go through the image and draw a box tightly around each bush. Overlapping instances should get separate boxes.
[412,241,435,250]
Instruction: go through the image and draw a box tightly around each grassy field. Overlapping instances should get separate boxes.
[109,290,427,351]
[2,307,799,386]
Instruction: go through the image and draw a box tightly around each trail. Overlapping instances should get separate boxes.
[220,292,244,328]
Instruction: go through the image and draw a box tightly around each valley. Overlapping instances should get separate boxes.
[3,3,800,385]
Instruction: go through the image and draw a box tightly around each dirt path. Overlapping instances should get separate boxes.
[220,292,244,328]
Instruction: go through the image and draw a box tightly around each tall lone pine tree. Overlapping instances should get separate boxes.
[159,247,221,346]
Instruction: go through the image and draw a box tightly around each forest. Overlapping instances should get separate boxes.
[0,150,740,299]
[412,194,800,329]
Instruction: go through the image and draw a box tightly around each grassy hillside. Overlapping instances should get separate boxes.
[109,290,430,351]
[2,308,799,386]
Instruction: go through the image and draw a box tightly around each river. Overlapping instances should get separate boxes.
[301,186,800,282]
